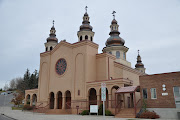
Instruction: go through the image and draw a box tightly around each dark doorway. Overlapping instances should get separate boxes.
[89,88,97,106]
[65,91,71,109]
[50,92,54,109]
[57,91,62,109]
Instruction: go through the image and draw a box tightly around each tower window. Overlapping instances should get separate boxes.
[78,90,80,96]
[91,36,92,41]
[80,36,82,41]
[116,51,120,59]
[46,47,48,51]
[123,52,126,59]
[50,46,53,50]
[115,26,116,30]
[85,35,88,40]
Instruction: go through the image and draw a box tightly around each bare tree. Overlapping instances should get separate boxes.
[4,83,9,91]
[9,79,16,90]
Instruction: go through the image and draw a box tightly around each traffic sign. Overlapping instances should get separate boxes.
[101,83,106,101]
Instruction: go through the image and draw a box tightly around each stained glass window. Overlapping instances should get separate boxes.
[56,58,67,75]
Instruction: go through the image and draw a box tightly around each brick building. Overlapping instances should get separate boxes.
[140,72,180,119]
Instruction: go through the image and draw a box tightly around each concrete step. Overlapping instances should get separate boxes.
[45,109,71,114]
[115,108,140,118]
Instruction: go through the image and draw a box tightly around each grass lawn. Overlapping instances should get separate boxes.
[12,106,23,110]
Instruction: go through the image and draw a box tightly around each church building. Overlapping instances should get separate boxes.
[25,8,146,116]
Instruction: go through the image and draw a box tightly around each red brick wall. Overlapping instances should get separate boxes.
[139,72,180,108]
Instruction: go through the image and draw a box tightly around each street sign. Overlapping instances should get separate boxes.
[101,83,106,117]
[101,83,106,101]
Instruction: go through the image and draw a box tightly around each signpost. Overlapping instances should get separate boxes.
[101,83,106,117]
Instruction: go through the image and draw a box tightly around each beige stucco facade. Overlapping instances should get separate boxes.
[25,10,146,115]
[25,39,144,114]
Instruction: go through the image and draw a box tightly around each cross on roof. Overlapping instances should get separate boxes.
[112,11,116,19]
[138,50,140,55]
[53,20,55,26]
[85,6,88,13]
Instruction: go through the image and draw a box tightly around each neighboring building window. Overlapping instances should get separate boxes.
[46,47,48,51]
[123,52,126,59]
[151,88,157,99]
[80,36,82,41]
[142,88,147,99]
[50,46,53,51]
[109,51,112,54]
[85,35,88,40]
[78,90,80,96]
[116,51,120,59]
[173,87,180,104]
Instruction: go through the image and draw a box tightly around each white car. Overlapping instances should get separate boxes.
[1,92,7,95]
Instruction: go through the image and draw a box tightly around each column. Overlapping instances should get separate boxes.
[108,94,112,108]
[62,96,66,109]
[97,95,100,107]
[123,94,125,108]
[30,99,33,106]
[54,95,57,109]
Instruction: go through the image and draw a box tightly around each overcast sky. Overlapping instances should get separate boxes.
[0,0,180,89]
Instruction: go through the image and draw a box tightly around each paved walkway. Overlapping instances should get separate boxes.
[0,107,178,120]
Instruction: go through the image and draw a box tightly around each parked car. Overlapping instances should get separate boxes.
[1,92,7,95]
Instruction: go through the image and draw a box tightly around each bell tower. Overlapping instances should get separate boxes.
[77,6,95,42]
[103,11,131,67]
[44,20,58,52]
[135,50,146,73]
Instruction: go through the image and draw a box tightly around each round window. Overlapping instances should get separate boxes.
[55,58,67,75]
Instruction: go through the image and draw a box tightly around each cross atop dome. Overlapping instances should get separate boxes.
[52,20,55,27]
[112,11,116,19]
[85,6,88,13]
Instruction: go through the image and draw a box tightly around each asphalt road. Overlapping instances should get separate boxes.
[0,93,14,120]
[0,93,14,107]
[0,114,14,120]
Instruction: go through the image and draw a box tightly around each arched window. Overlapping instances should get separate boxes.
[46,47,48,51]
[91,36,93,41]
[85,35,88,40]
[109,51,112,54]
[123,52,126,59]
[80,36,82,41]
[115,26,116,30]
[116,51,120,59]
[50,46,53,51]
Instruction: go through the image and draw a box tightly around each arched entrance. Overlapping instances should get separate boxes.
[49,92,54,109]
[26,94,30,105]
[99,88,109,108]
[32,94,37,106]
[57,91,62,109]
[111,86,120,108]
[65,90,71,109]
[89,88,97,105]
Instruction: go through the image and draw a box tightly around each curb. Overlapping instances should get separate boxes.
[1,113,18,120]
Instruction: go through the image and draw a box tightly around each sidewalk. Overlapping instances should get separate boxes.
[0,107,178,120]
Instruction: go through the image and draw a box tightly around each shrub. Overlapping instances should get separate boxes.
[98,104,103,115]
[105,110,114,116]
[23,105,34,110]
[81,110,89,115]
[98,104,114,116]
[139,111,160,119]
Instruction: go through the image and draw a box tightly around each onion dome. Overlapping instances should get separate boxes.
[106,11,125,46]
[135,50,145,68]
[47,20,58,43]
[79,7,93,31]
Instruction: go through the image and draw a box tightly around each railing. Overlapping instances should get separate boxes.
[33,102,43,113]
[135,99,141,115]
[33,103,49,113]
